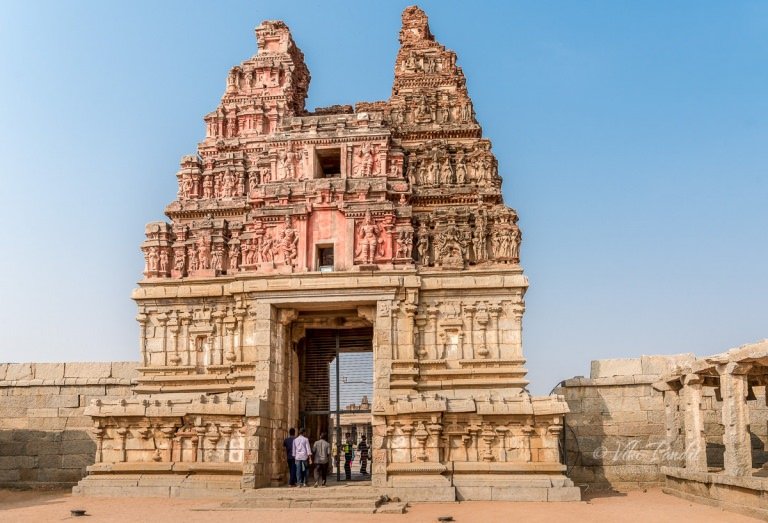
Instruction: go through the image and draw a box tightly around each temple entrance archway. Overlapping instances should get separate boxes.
[298,327,373,482]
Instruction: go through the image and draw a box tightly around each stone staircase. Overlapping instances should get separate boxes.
[222,484,407,513]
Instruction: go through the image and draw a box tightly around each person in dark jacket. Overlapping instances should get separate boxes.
[358,435,369,475]
[283,428,297,486]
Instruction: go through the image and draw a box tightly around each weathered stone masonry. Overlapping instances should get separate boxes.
[0,363,136,489]
[559,340,768,519]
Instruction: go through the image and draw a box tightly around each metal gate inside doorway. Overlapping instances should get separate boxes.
[299,327,373,482]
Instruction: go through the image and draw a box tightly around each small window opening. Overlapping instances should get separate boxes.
[316,148,341,178]
[318,246,334,272]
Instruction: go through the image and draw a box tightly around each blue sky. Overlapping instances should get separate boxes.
[0,1,766,394]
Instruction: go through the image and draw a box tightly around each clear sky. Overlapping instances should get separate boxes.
[0,1,766,394]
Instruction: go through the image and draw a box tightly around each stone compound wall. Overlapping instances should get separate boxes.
[558,354,768,492]
[0,362,137,489]
[557,354,694,492]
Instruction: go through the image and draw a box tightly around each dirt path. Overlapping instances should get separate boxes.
[0,488,756,522]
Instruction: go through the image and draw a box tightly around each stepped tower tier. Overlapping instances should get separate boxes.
[80,6,579,503]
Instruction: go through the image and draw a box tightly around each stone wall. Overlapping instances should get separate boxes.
[557,354,694,492]
[559,353,768,492]
[0,362,137,489]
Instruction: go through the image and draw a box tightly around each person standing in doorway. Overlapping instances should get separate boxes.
[293,427,312,487]
[312,432,330,487]
[283,428,297,487]
[342,432,354,481]
[358,434,369,475]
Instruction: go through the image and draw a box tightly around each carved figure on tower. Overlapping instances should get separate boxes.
[356,210,384,265]
[277,215,299,267]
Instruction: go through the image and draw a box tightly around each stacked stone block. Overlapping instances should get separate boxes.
[0,362,137,488]
[560,353,768,492]
[557,355,694,491]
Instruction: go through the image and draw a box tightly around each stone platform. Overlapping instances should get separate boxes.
[662,466,768,521]
[74,462,244,498]
[222,483,405,513]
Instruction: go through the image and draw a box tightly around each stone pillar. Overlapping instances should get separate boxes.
[213,309,226,365]
[391,302,401,359]
[224,314,237,363]
[161,426,176,463]
[510,303,525,359]
[371,301,394,487]
[427,306,439,360]
[157,313,169,367]
[92,424,105,463]
[415,317,427,358]
[662,388,685,467]
[404,303,417,359]
[169,317,181,366]
[180,312,192,365]
[718,362,753,476]
[489,304,502,359]
[116,427,128,463]
[522,424,535,462]
[137,313,148,366]
[681,373,708,471]
[235,307,246,362]
[464,304,476,358]
[476,307,488,357]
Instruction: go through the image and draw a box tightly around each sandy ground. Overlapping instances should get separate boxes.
[0,488,757,523]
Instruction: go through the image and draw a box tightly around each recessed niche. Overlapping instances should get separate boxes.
[317,245,334,272]
[315,148,341,178]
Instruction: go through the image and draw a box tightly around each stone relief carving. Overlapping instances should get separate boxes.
[355,211,384,265]
[275,214,299,267]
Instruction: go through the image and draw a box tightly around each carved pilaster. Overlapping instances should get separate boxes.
[488,304,502,359]
[415,317,427,359]
[156,312,169,367]
[475,306,489,358]
[404,303,418,359]
[92,423,105,463]
[234,307,246,362]
[224,314,237,363]
[464,304,476,359]
[169,314,181,366]
[137,313,148,367]
[212,309,226,365]
[522,424,535,462]
[116,427,128,463]
[427,306,439,360]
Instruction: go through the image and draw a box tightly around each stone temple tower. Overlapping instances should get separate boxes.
[76,6,580,502]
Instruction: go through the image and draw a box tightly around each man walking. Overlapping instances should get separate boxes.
[283,428,297,487]
[358,434,369,475]
[292,427,312,487]
[312,432,330,487]
[342,432,354,481]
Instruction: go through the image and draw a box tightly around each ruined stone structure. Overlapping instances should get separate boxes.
[74,7,578,501]
[655,340,768,519]
[558,340,768,520]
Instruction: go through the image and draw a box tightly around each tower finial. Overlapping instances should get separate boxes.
[399,5,433,45]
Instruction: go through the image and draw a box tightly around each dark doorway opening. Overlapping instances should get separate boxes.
[298,327,373,482]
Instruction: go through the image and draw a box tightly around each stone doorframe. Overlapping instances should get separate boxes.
[246,292,397,488]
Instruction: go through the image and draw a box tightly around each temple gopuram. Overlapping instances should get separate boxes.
[76,6,580,502]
